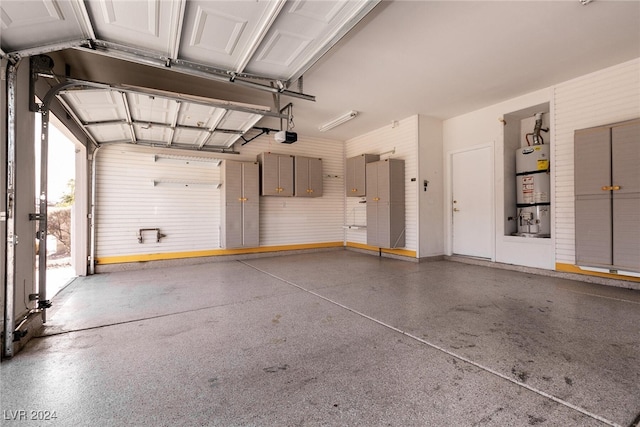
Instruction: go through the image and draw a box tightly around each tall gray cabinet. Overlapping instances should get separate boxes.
[366,158,405,248]
[346,154,379,197]
[574,118,640,272]
[221,160,259,249]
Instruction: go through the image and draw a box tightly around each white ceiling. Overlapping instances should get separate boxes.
[2,0,640,145]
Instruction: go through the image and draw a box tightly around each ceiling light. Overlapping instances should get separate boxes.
[319,110,358,132]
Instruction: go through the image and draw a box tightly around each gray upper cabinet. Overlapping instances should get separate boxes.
[346,154,379,197]
[294,156,323,197]
[259,152,294,196]
[221,160,259,249]
[574,118,640,272]
[366,158,405,248]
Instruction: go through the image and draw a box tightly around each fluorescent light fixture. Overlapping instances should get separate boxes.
[319,110,359,132]
[154,154,222,165]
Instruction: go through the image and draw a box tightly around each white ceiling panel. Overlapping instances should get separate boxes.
[133,123,171,145]
[217,110,263,133]
[126,93,179,124]
[60,89,126,122]
[206,132,242,148]
[84,0,181,57]
[0,0,88,52]
[85,122,130,143]
[179,0,284,72]
[244,0,371,79]
[172,127,208,146]
[56,85,268,150]
[176,103,226,131]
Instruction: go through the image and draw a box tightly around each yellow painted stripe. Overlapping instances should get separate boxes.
[556,263,640,283]
[345,242,417,258]
[96,242,344,265]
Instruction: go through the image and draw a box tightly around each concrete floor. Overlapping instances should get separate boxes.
[1,250,639,426]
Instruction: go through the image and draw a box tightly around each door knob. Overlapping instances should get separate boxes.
[453,208,460,212]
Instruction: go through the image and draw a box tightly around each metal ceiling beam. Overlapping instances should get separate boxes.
[76,41,316,102]
[58,81,285,119]
[167,101,181,147]
[120,92,137,144]
[9,40,90,62]
[99,139,240,154]
[4,62,18,358]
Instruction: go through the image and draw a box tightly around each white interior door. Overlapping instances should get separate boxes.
[452,146,493,258]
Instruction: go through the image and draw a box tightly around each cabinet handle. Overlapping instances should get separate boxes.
[612,185,621,191]
[373,197,380,201]
[351,188,357,192]
[602,186,612,191]
[238,197,247,202]
[602,186,622,191]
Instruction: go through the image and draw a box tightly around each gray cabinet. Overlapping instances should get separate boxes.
[366,159,405,248]
[294,156,323,197]
[346,153,379,197]
[575,118,640,272]
[259,152,293,196]
[221,160,259,248]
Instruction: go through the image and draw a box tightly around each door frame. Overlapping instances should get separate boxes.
[445,142,495,260]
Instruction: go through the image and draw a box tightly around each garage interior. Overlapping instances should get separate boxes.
[2,1,640,425]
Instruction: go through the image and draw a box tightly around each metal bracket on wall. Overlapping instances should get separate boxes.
[138,228,166,244]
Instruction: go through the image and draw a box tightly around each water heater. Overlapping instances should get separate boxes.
[514,143,550,237]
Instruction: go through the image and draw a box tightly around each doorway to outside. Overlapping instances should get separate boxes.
[451,145,494,259]
[40,121,77,300]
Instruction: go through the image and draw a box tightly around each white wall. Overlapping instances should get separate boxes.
[443,58,640,271]
[345,115,419,254]
[443,88,555,269]
[95,133,344,263]
[554,58,640,266]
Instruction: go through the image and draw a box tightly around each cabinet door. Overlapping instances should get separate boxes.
[307,157,323,197]
[612,120,640,270]
[223,161,243,248]
[295,156,309,197]
[222,161,259,248]
[574,126,611,197]
[366,161,380,246]
[347,155,366,197]
[574,126,612,266]
[389,159,406,248]
[294,156,322,197]
[261,153,293,196]
[261,153,280,196]
[575,196,612,267]
[241,162,260,247]
[278,155,294,196]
